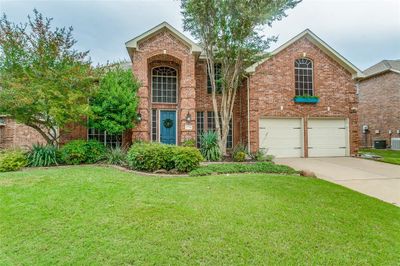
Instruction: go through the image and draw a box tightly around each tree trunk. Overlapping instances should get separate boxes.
[27,123,57,146]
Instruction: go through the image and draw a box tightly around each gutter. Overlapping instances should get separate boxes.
[246,76,250,152]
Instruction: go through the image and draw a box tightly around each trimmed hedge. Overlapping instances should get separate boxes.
[127,142,203,173]
[0,150,27,172]
[60,140,106,165]
[189,162,297,176]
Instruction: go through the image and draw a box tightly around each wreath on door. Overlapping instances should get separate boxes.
[163,118,173,128]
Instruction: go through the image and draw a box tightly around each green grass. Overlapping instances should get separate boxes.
[0,166,399,265]
[189,162,297,176]
[359,148,400,165]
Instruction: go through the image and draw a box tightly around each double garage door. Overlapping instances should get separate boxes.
[259,118,348,158]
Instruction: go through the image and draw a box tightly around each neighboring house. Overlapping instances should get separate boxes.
[358,60,400,148]
[0,116,46,150]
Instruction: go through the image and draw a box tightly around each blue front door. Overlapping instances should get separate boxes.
[160,110,176,144]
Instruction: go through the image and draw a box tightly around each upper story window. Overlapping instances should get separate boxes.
[152,66,177,103]
[295,58,313,96]
[207,63,222,94]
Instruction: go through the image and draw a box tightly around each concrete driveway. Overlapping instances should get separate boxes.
[275,157,400,206]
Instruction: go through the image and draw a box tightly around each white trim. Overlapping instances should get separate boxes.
[158,109,178,145]
[125,22,202,54]
[246,29,364,79]
[359,68,400,80]
[150,66,179,104]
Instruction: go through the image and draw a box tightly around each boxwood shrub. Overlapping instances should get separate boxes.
[0,150,27,172]
[127,142,203,173]
[60,140,106,165]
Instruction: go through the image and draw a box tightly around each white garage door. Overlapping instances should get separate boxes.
[308,119,348,157]
[259,118,303,158]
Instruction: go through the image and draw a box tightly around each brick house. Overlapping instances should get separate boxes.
[358,60,400,148]
[122,22,362,157]
[2,22,363,158]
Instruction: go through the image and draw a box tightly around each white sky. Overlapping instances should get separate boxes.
[1,0,399,70]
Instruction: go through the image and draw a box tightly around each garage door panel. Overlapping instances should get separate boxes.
[308,119,348,157]
[259,118,302,158]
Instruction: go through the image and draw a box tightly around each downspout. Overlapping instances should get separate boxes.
[246,75,251,152]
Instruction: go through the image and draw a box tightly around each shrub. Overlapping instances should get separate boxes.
[249,149,274,162]
[85,140,106,163]
[181,139,196,147]
[60,140,106,165]
[189,162,297,176]
[233,151,246,162]
[0,150,27,172]
[200,131,221,161]
[27,144,59,167]
[127,142,203,173]
[127,142,170,172]
[172,146,203,172]
[106,146,127,166]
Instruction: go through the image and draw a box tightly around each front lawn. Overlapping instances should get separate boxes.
[0,166,399,265]
[359,148,400,165]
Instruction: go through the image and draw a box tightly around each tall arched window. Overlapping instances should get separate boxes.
[152,66,177,103]
[294,58,313,96]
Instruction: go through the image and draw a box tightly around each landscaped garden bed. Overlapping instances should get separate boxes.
[0,136,296,177]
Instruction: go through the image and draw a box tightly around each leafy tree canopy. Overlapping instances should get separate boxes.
[181,0,300,154]
[89,65,140,135]
[0,9,97,145]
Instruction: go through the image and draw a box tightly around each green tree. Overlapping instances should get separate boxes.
[181,0,300,155]
[89,65,140,134]
[0,9,96,145]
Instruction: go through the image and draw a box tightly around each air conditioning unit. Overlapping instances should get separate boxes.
[0,118,5,126]
[391,138,400,150]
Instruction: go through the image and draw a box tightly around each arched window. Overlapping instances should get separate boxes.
[152,66,177,103]
[295,58,313,96]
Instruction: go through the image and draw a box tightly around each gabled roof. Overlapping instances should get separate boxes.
[125,21,202,54]
[246,29,364,79]
[362,59,400,79]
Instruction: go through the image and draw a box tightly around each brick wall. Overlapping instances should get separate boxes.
[131,29,197,144]
[247,37,359,155]
[358,71,400,147]
[0,118,46,150]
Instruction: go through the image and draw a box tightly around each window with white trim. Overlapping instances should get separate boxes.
[152,109,157,141]
[196,111,204,148]
[206,111,233,148]
[152,67,177,103]
[207,63,222,94]
[88,128,122,148]
[295,58,313,96]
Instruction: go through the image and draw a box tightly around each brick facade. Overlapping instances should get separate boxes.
[246,37,359,156]
[3,24,360,157]
[0,117,46,150]
[358,71,400,147]
[130,29,197,144]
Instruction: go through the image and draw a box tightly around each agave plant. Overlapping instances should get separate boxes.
[200,131,221,161]
[27,144,59,167]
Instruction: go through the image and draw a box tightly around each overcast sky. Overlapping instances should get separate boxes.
[1,0,399,70]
